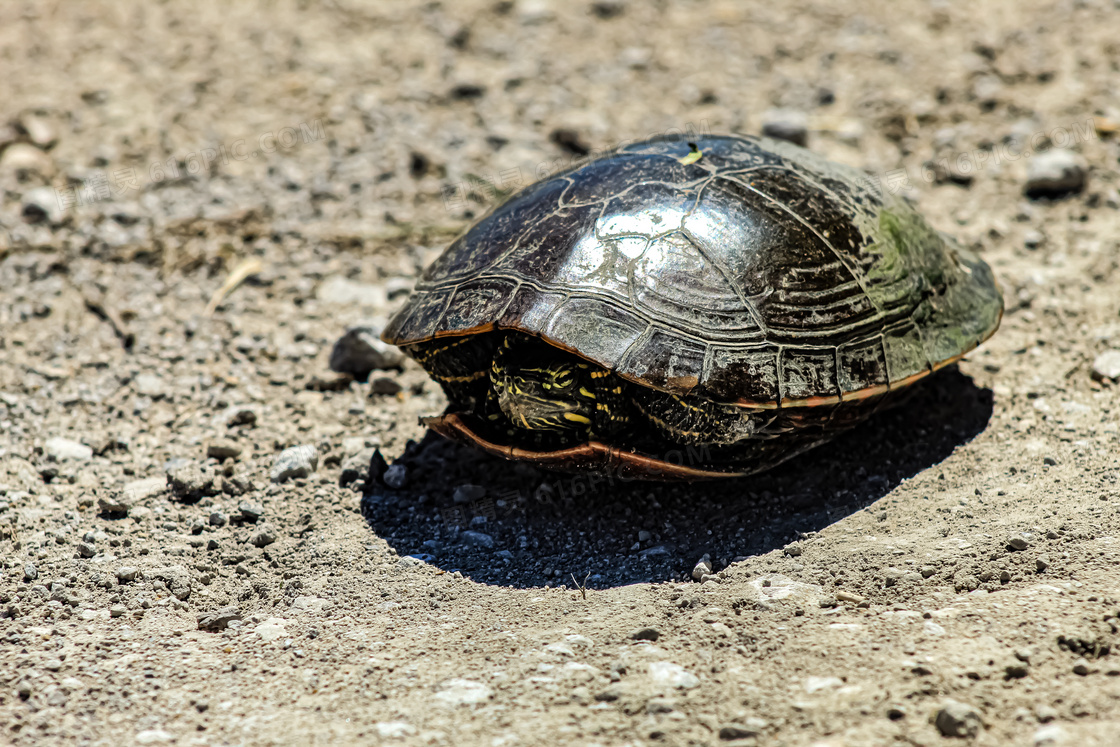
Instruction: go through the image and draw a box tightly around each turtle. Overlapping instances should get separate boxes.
[382,134,1003,480]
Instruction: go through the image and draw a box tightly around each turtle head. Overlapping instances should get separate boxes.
[490,337,597,434]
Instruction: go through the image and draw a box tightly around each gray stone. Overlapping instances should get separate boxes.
[44,437,92,462]
[3,143,54,175]
[370,376,403,395]
[340,448,376,487]
[223,474,253,496]
[648,661,700,690]
[935,699,984,738]
[149,565,192,600]
[19,186,63,224]
[1033,724,1069,747]
[761,109,809,147]
[1035,705,1059,723]
[132,374,166,399]
[22,562,37,582]
[167,462,218,500]
[1091,350,1120,382]
[20,114,56,148]
[98,493,133,514]
[691,554,712,581]
[383,463,407,489]
[128,506,152,523]
[1072,657,1091,676]
[206,438,242,460]
[209,511,228,527]
[630,627,660,642]
[116,566,138,583]
[1036,554,1051,573]
[109,604,127,618]
[1007,533,1032,551]
[453,484,486,504]
[270,444,318,483]
[1024,230,1045,249]
[238,501,265,521]
[221,405,258,428]
[719,723,763,740]
[197,605,242,631]
[1025,149,1088,197]
[460,530,494,549]
[251,525,277,548]
[329,325,404,378]
[77,542,96,558]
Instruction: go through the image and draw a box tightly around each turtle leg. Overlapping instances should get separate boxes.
[628,389,768,447]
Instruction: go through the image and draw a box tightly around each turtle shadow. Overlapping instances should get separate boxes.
[361,367,993,589]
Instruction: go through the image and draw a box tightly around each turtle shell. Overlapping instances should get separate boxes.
[384,135,1002,409]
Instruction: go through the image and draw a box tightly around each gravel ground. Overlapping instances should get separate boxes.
[2,1,1120,745]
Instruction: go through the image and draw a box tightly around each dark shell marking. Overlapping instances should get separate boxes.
[384,135,1002,409]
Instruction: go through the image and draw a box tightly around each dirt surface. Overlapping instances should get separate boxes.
[2,1,1120,745]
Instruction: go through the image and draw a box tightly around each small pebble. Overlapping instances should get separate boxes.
[383,463,407,489]
[23,563,38,582]
[209,511,228,527]
[1025,149,1088,197]
[761,109,809,147]
[77,542,96,558]
[460,530,494,549]
[329,324,404,378]
[370,376,403,395]
[117,566,138,583]
[1035,705,1058,723]
[167,462,218,500]
[1007,533,1032,551]
[251,525,277,548]
[630,627,660,642]
[222,405,258,428]
[648,661,700,690]
[206,438,243,461]
[19,185,63,224]
[340,448,376,487]
[718,723,762,740]
[270,444,318,483]
[197,606,242,631]
[1091,350,1120,382]
[1072,658,1090,676]
[109,604,127,618]
[97,493,132,514]
[1036,555,1050,573]
[691,553,712,581]
[935,699,984,738]
[132,374,166,399]
[44,437,93,462]
[453,484,486,504]
[238,501,265,521]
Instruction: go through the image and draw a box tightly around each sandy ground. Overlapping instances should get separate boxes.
[2,1,1120,745]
